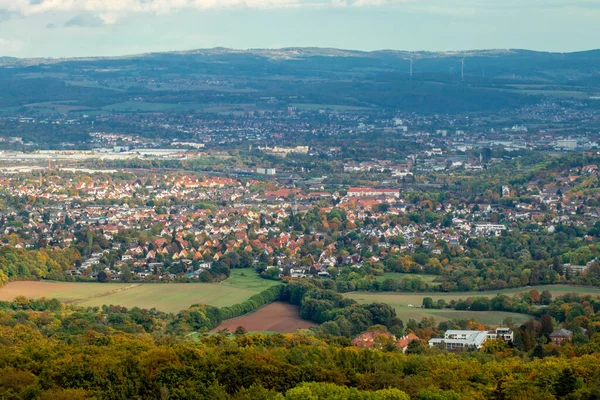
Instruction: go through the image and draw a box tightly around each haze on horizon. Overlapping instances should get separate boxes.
[0,0,598,58]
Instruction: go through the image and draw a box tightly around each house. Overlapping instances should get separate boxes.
[351,331,397,349]
[549,329,573,344]
[563,263,589,274]
[352,331,420,351]
[397,333,420,353]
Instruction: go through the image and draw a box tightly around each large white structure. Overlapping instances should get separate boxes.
[429,328,513,350]
[347,187,400,198]
[474,224,507,236]
[259,146,309,155]
[487,327,514,342]
[555,140,577,151]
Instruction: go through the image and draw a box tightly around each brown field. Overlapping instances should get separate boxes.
[212,302,316,333]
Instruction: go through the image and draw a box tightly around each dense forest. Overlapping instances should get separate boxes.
[0,247,80,287]
[2,296,600,399]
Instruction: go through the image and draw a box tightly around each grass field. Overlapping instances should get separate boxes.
[24,100,92,114]
[346,285,600,325]
[101,101,193,112]
[99,101,261,114]
[0,270,278,313]
[291,103,372,111]
[489,85,594,99]
[382,306,530,325]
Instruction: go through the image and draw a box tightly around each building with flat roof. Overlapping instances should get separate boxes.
[487,327,514,342]
[347,187,399,198]
[474,224,507,236]
[429,330,489,350]
[429,328,513,350]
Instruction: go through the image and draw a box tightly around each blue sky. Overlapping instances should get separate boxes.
[0,0,598,57]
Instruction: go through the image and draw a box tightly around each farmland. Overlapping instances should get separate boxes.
[211,302,316,334]
[291,103,372,111]
[0,270,278,314]
[346,285,600,324]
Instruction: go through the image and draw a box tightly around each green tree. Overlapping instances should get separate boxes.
[97,271,108,283]
[422,297,434,309]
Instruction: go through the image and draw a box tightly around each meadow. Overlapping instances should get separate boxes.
[0,270,278,314]
[291,103,372,111]
[346,285,600,325]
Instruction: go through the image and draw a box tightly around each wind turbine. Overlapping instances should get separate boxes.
[461,58,465,80]
[409,55,413,79]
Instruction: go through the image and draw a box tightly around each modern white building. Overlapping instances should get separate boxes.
[429,330,489,350]
[487,327,514,342]
[347,187,400,198]
[474,224,507,236]
[555,139,577,151]
[429,328,513,350]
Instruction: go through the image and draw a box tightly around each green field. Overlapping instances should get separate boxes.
[220,269,280,291]
[388,307,531,326]
[346,285,600,324]
[101,101,188,112]
[291,103,372,111]
[486,84,594,99]
[24,100,92,114]
[0,270,278,313]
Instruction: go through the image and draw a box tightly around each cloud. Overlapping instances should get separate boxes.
[1,0,304,15]
[64,13,105,27]
[0,8,18,21]
[0,38,23,52]
[0,0,596,21]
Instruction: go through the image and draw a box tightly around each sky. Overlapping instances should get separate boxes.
[0,0,598,58]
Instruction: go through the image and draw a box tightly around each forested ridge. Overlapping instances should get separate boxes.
[1,308,600,399]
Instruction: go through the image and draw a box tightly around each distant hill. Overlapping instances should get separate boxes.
[0,47,599,115]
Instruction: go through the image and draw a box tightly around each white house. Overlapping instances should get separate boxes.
[429,328,513,350]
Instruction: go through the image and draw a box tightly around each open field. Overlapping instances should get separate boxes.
[101,101,193,112]
[24,101,93,114]
[291,103,372,111]
[346,285,600,305]
[346,285,600,324]
[220,269,280,291]
[100,101,260,114]
[0,270,278,313]
[383,306,530,326]
[211,302,316,333]
[0,281,134,302]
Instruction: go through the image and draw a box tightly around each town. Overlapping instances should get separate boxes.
[2,46,600,399]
